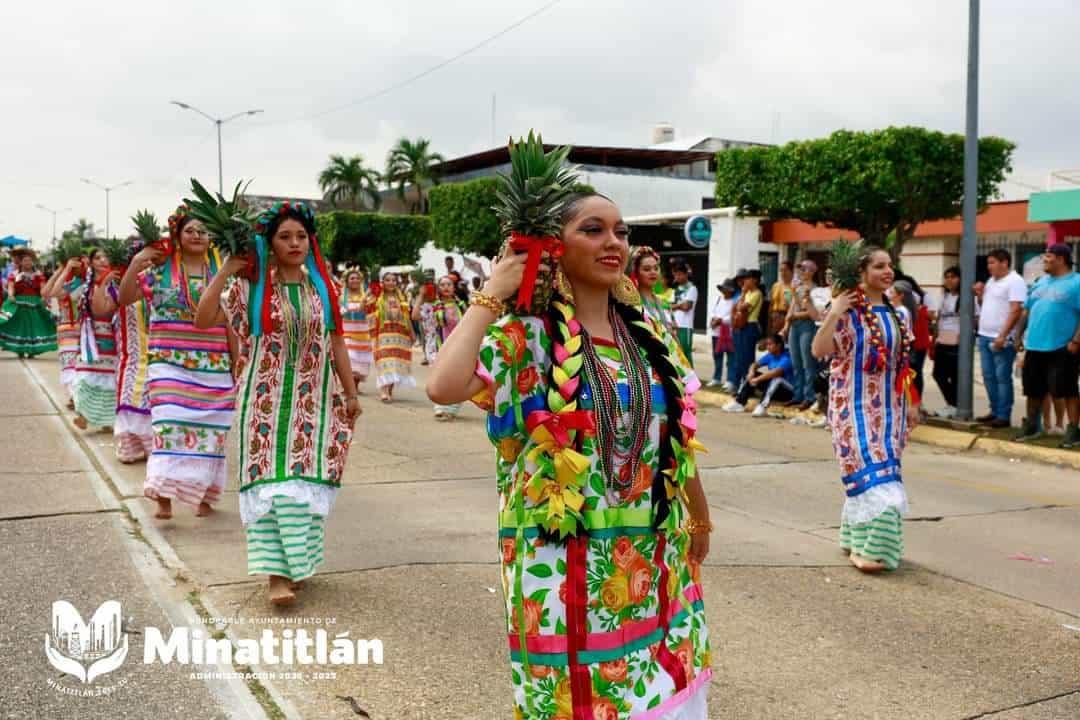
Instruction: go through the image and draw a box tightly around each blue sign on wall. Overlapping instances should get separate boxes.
[683,216,712,248]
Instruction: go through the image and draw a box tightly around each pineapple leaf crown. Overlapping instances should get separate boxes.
[182,178,259,256]
[128,209,162,264]
[51,235,87,265]
[98,236,129,268]
[828,238,865,290]
[493,131,580,238]
[131,210,161,244]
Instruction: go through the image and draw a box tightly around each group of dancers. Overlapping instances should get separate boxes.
[1,189,917,718]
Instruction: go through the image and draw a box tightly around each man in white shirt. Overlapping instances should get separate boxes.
[671,260,698,367]
[976,249,1027,427]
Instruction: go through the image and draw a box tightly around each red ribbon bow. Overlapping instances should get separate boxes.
[509,232,563,311]
[525,409,595,448]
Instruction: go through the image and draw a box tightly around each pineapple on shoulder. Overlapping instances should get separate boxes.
[492,131,580,315]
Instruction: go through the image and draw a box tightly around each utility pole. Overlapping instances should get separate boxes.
[171,101,264,195]
[957,0,980,420]
[35,204,71,242]
[80,179,133,240]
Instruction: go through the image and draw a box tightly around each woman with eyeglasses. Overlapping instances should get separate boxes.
[117,206,237,520]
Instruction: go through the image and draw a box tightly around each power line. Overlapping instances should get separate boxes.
[251,0,563,130]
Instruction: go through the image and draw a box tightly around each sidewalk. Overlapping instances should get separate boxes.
[690,340,1080,469]
[0,357,269,719]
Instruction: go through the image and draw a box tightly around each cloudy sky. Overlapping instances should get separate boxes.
[1,0,1077,244]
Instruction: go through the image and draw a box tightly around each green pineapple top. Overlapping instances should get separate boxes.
[493,131,580,239]
[828,238,864,291]
[183,178,259,256]
[131,210,161,245]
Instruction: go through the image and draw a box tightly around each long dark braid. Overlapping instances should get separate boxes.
[613,301,685,530]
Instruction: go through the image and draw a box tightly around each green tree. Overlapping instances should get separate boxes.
[62,218,97,242]
[318,154,382,210]
[430,178,599,258]
[384,138,446,214]
[315,212,430,271]
[715,126,1016,258]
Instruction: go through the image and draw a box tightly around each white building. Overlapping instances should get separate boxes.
[388,130,772,328]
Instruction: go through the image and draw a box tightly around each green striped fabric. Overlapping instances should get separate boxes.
[839,507,904,570]
[245,497,326,581]
[75,383,117,427]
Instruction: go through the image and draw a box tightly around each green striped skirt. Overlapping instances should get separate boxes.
[839,507,904,570]
[245,497,326,581]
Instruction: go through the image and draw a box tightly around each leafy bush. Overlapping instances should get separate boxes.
[315,211,431,271]
[429,177,596,258]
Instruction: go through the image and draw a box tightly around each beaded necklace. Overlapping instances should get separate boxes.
[177,256,208,312]
[578,305,652,503]
[276,275,314,361]
[856,287,911,376]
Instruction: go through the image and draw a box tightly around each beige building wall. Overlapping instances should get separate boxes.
[899,235,960,294]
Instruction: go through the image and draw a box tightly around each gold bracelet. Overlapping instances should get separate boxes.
[683,517,713,536]
[470,291,505,316]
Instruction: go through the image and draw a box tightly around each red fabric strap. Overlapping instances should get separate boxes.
[509,232,563,312]
[565,536,594,720]
[652,534,689,691]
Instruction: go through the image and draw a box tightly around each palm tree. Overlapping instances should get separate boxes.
[318,154,383,211]
[63,218,97,241]
[384,138,446,214]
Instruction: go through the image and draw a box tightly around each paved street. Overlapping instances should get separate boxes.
[5,349,1080,719]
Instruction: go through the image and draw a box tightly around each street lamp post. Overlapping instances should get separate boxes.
[170,101,263,195]
[80,179,133,240]
[35,204,71,242]
[956,0,980,421]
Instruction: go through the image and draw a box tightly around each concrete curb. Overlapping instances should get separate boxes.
[696,388,1080,467]
[973,437,1080,469]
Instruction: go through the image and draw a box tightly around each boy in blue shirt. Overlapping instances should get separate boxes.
[1015,244,1080,447]
[723,333,795,417]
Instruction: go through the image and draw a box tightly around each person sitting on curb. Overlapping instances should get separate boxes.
[723,333,795,417]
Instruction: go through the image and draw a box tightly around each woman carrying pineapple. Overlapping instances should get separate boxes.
[93,222,160,463]
[340,267,373,387]
[43,256,87,409]
[70,247,118,431]
[194,200,360,607]
[428,136,713,720]
[118,205,236,519]
[812,244,921,573]
[369,271,415,403]
[412,274,466,420]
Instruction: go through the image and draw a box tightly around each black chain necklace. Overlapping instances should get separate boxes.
[579,306,652,503]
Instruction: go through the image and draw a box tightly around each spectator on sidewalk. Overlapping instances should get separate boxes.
[732,268,764,383]
[890,280,930,398]
[670,260,698,367]
[722,333,795,417]
[769,261,794,335]
[708,278,737,389]
[976,249,1026,428]
[782,259,822,410]
[932,266,962,417]
[1013,244,1080,447]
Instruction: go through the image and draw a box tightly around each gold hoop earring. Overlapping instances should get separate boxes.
[612,275,641,306]
[554,268,575,304]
